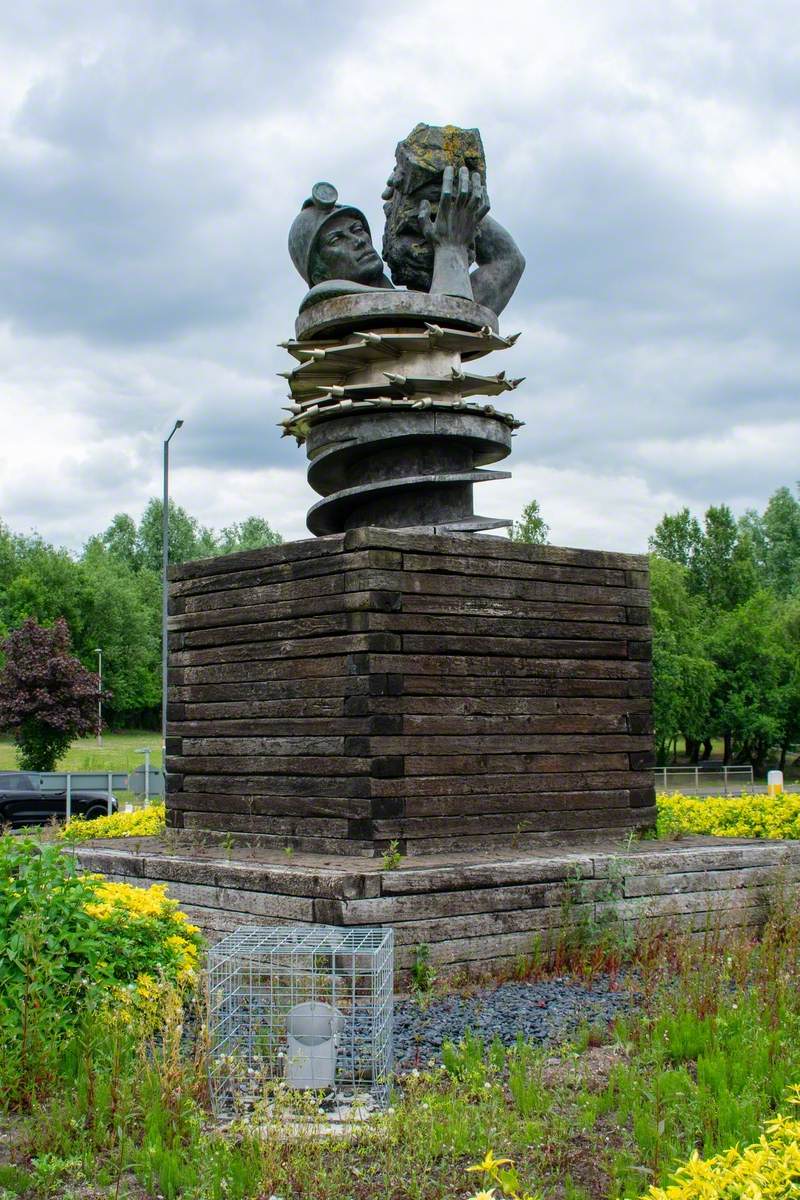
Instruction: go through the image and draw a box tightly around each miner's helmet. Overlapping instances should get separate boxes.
[288,182,372,285]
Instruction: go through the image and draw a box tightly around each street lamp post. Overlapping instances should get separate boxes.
[95,647,103,748]
[162,419,184,751]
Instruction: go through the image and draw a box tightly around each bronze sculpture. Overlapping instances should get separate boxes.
[282,123,526,535]
[289,124,524,317]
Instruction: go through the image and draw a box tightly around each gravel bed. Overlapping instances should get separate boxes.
[393,974,637,1068]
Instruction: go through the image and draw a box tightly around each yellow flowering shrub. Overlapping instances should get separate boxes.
[646,1085,800,1199]
[0,838,204,1100]
[657,792,800,840]
[60,802,166,843]
[83,876,202,1026]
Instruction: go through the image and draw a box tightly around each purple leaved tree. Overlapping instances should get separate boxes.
[0,618,108,772]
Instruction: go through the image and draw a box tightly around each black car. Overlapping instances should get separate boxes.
[0,772,117,829]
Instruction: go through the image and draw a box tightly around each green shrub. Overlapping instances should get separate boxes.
[0,836,202,1106]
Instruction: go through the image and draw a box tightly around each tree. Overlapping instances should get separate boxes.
[690,505,757,610]
[136,499,214,572]
[649,556,715,763]
[77,542,161,725]
[649,508,702,568]
[0,618,105,771]
[707,592,785,771]
[101,502,283,572]
[0,532,85,635]
[652,503,758,611]
[0,501,285,734]
[217,517,282,554]
[101,512,140,571]
[511,500,550,545]
[771,595,800,771]
[761,485,800,596]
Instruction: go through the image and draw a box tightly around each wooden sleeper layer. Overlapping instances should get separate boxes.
[74,839,800,978]
[166,529,655,855]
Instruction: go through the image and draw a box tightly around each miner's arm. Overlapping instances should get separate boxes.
[470,216,525,317]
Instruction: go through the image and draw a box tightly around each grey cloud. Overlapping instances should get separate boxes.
[178,399,298,473]
[0,2,375,344]
[0,0,798,554]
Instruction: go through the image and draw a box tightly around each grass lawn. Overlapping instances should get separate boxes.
[0,730,163,774]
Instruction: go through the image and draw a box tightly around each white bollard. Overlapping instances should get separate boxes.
[285,1001,344,1089]
[767,770,784,796]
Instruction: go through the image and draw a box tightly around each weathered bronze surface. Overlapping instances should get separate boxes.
[286,123,524,319]
[283,124,526,535]
[294,286,500,342]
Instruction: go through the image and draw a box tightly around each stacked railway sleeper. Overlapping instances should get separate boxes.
[76,839,800,977]
[166,528,656,856]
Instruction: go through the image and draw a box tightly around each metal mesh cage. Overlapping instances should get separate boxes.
[207,925,394,1117]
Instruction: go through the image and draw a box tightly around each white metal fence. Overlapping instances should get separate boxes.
[0,768,164,822]
[654,765,754,795]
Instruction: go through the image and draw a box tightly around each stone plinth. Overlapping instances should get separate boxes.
[166,528,655,855]
[75,837,800,978]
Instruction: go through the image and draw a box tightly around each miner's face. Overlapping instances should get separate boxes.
[312,213,384,285]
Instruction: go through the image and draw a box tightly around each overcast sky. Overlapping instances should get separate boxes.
[1,1,797,554]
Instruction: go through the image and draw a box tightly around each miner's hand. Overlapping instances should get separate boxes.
[419,165,490,249]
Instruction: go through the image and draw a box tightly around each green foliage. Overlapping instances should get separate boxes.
[593,911,800,1193]
[511,499,550,544]
[691,504,758,610]
[410,942,437,999]
[0,501,282,730]
[0,837,201,1108]
[216,516,282,555]
[650,557,716,764]
[507,1038,544,1117]
[13,719,71,772]
[650,483,800,769]
[0,838,112,1103]
[134,499,216,573]
[650,503,758,610]
[3,895,800,1200]
[125,499,281,574]
[381,838,403,870]
[649,507,702,568]
[707,591,787,770]
[442,1028,496,1086]
[743,485,800,597]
